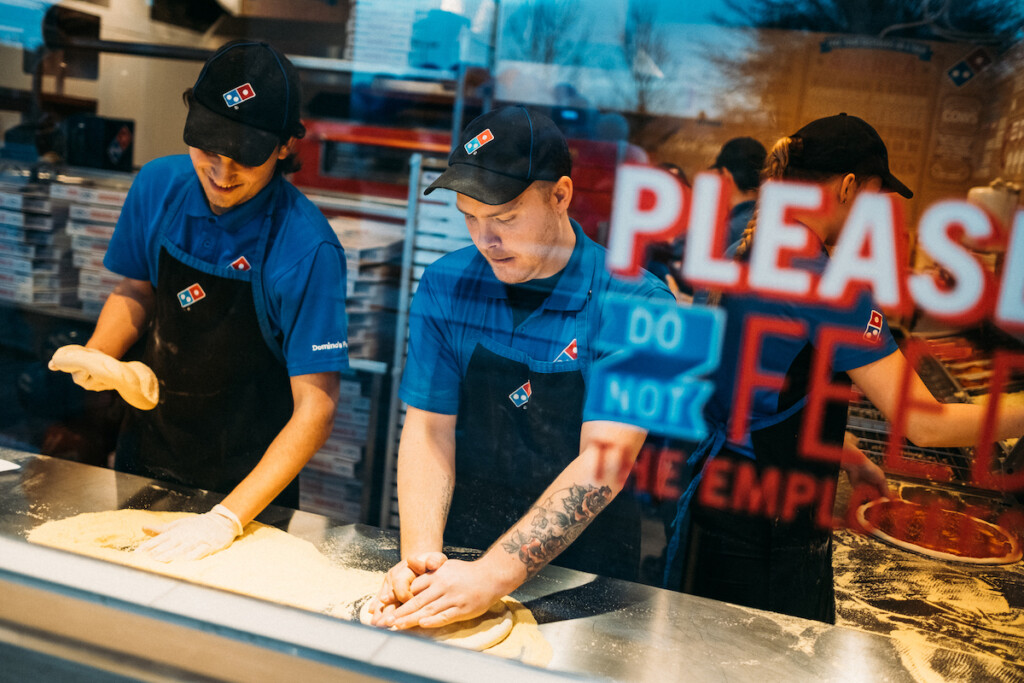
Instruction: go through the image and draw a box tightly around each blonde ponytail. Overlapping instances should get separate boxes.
[733,136,797,261]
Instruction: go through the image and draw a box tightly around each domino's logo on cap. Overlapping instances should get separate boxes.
[178,283,207,309]
[223,82,256,108]
[464,128,494,155]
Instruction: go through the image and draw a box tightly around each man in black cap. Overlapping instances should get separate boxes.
[645,139,765,297]
[367,105,673,630]
[49,40,347,561]
[711,136,767,249]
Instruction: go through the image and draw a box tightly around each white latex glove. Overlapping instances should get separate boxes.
[137,504,243,562]
[48,344,159,410]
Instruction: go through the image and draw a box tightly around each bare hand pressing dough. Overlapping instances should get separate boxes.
[358,597,514,651]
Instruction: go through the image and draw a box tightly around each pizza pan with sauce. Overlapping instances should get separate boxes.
[856,497,1023,565]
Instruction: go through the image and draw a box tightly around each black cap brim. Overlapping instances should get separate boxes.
[183,98,281,167]
[881,171,913,199]
[424,162,532,206]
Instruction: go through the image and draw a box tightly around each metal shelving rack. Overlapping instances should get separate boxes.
[378,153,473,530]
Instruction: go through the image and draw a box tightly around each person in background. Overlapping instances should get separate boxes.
[368,105,673,630]
[710,136,767,248]
[668,113,1024,623]
[644,162,691,298]
[48,40,347,562]
[646,138,765,298]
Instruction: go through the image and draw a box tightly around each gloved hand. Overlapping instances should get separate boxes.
[48,344,159,410]
[137,504,243,562]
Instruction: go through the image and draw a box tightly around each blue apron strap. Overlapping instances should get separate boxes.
[663,424,724,588]
[153,182,194,281]
[750,395,807,433]
[249,179,286,365]
[661,395,808,588]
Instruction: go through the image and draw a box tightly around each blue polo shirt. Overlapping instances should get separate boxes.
[104,154,348,376]
[400,220,673,415]
[704,235,898,456]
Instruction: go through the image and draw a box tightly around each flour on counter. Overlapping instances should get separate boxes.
[833,529,1024,681]
[27,509,552,667]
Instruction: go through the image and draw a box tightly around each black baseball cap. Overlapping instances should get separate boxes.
[424,105,572,205]
[183,40,304,167]
[788,113,913,198]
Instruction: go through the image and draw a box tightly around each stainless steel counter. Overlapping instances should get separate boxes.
[832,478,1024,682]
[2,449,1020,682]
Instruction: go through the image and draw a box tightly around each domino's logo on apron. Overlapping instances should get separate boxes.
[177,283,206,309]
[509,380,532,408]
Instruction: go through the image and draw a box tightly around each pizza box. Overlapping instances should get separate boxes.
[70,234,112,254]
[330,216,405,266]
[0,255,33,276]
[335,406,371,428]
[336,391,371,412]
[299,470,362,498]
[77,283,114,303]
[317,437,364,462]
[72,250,107,270]
[23,229,69,247]
[78,266,121,289]
[0,191,54,213]
[0,270,74,290]
[305,451,360,479]
[70,204,121,224]
[297,493,362,522]
[0,239,36,259]
[0,283,77,306]
[67,220,116,240]
[337,377,365,397]
[50,184,129,207]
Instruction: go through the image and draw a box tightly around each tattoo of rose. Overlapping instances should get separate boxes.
[501,484,615,577]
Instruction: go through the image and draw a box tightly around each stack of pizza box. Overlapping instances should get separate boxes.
[299,373,373,522]
[329,215,404,361]
[0,176,76,307]
[53,183,128,318]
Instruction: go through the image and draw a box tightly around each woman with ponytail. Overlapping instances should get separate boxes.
[667,114,1024,623]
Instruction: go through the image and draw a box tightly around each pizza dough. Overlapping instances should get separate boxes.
[359,597,514,651]
[857,498,1023,565]
[49,345,159,410]
[26,510,552,666]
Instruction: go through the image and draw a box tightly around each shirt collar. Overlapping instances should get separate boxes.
[479,219,592,312]
[184,173,279,233]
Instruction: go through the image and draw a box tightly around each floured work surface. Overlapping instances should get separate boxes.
[27,510,552,667]
[834,483,1024,682]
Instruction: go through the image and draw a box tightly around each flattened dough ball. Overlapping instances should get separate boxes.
[359,598,514,651]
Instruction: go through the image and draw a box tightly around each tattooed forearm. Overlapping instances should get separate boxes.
[500,484,612,577]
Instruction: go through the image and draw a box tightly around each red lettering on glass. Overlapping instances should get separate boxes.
[729,315,807,444]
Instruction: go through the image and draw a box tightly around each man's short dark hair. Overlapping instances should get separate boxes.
[712,137,766,193]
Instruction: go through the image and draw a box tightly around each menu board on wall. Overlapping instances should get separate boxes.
[991,43,1024,185]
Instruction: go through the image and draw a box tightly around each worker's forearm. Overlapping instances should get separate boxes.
[483,435,638,590]
[396,441,454,558]
[86,279,154,359]
[906,401,1024,448]
[222,375,339,525]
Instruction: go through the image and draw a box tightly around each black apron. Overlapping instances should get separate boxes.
[115,181,297,508]
[446,306,641,582]
[668,348,849,623]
